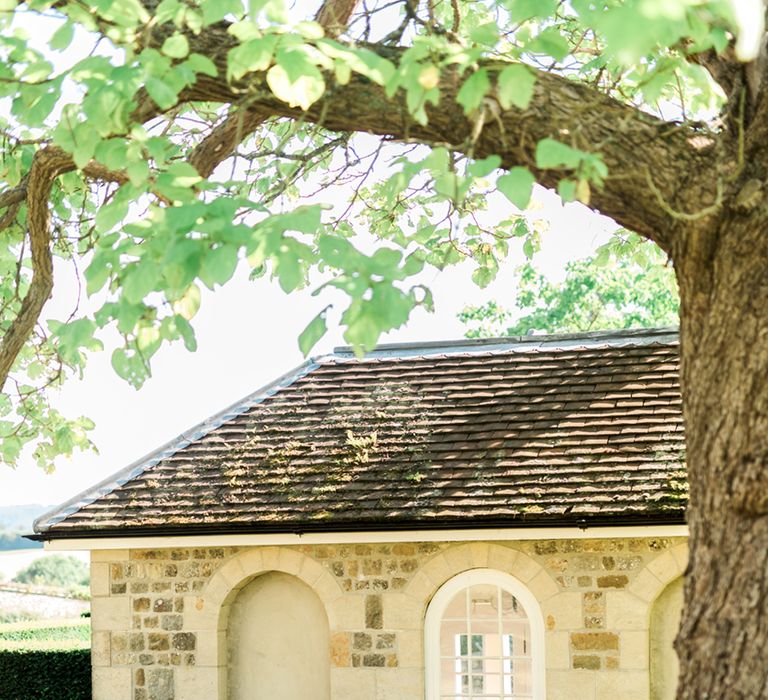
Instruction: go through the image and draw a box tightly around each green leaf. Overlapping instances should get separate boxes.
[227,35,279,80]
[557,178,577,202]
[506,0,557,22]
[457,68,490,115]
[267,50,325,110]
[497,167,535,209]
[186,53,218,77]
[145,77,179,109]
[535,138,582,169]
[173,283,201,319]
[161,33,190,59]
[122,262,161,304]
[497,64,536,110]
[95,197,129,233]
[50,21,75,51]
[468,155,501,178]
[526,27,570,61]
[200,244,239,288]
[298,308,328,356]
[472,266,494,288]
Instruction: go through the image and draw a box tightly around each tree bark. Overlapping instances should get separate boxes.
[674,206,768,699]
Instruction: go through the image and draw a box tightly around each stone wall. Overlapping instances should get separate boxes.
[90,535,687,700]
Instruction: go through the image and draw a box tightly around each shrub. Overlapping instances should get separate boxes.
[0,619,90,699]
[13,555,89,588]
[0,647,90,699]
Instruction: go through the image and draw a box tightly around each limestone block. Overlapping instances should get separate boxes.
[528,569,559,601]
[91,631,111,667]
[175,667,219,700]
[278,547,304,574]
[545,630,571,670]
[92,549,129,563]
[606,591,648,630]
[194,629,224,666]
[259,546,281,570]
[442,545,474,574]
[486,545,520,575]
[511,552,542,583]
[183,596,220,630]
[146,667,174,700]
[620,630,650,670]
[646,551,680,587]
[298,555,327,587]
[543,593,583,631]
[313,568,343,604]
[422,554,452,587]
[91,563,110,597]
[670,543,689,572]
[397,629,423,668]
[382,593,422,630]
[92,667,131,700]
[328,594,366,630]
[468,542,490,568]
[203,574,233,609]
[91,596,130,631]
[405,571,436,604]
[547,669,595,700]
[375,667,422,700]
[234,549,264,578]
[629,568,663,602]
[216,558,247,590]
[331,667,376,699]
[595,670,649,700]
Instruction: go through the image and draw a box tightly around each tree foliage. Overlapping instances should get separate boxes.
[0,0,737,466]
[460,236,679,337]
[12,555,89,589]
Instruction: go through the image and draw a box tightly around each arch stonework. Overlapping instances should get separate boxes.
[404,542,559,606]
[178,546,344,698]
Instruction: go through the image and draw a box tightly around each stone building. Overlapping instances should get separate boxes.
[32,328,688,700]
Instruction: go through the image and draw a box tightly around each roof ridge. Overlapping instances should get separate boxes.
[33,358,321,534]
[332,326,679,360]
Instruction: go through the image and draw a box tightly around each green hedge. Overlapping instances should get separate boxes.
[0,622,90,645]
[0,647,90,699]
[0,620,91,699]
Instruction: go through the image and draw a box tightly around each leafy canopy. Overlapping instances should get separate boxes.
[0,0,744,466]
[12,554,89,589]
[460,234,680,337]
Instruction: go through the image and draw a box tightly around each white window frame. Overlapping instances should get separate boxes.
[424,568,547,700]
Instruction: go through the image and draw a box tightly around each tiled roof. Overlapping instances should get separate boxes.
[34,328,687,538]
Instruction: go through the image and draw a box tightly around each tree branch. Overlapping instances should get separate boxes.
[179,41,720,252]
[187,0,363,179]
[0,147,71,391]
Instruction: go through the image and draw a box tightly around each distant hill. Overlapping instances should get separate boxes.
[0,505,49,533]
[0,505,50,550]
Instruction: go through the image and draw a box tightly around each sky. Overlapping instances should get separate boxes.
[1,188,616,509]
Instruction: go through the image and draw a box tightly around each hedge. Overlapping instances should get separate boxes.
[0,620,90,700]
[0,647,90,699]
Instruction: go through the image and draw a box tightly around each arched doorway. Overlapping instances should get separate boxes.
[227,571,331,699]
[650,576,683,700]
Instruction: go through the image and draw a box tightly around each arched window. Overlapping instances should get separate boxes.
[425,568,546,700]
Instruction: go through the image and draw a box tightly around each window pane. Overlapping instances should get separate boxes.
[437,581,533,699]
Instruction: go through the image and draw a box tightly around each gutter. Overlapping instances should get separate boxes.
[27,512,686,543]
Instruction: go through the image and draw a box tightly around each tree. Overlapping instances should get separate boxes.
[13,554,89,589]
[460,237,679,336]
[0,0,766,696]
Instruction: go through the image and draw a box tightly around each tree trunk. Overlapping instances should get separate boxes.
[674,208,768,699]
